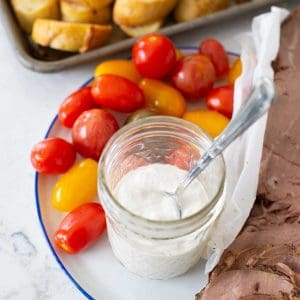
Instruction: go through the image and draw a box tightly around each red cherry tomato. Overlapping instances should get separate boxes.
[58,87,96,128]
[54,202,106,254]
[132,33,176,79]
[72,109,119,160]
[199,39,229,77]
[171,54,216,100]
[205,85,234,118]
[91,75,145,113]
[31,138,76,174]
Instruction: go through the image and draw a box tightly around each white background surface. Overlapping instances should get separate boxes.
[0,1,296,299]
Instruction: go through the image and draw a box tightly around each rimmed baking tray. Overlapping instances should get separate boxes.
[0,0,283,73]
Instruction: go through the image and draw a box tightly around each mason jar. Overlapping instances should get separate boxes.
[98,116,226,279]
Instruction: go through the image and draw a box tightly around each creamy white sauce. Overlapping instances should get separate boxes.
[113,163,210,221]
[106,163,215,279]
[107,221,206,279]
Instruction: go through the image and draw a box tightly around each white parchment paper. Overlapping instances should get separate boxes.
[204,7,289,273]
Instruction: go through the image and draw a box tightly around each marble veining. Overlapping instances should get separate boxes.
[11,232,37,257]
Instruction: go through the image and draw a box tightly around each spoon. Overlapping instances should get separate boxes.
[166,77,275,219]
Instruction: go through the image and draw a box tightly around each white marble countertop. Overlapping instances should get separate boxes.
[0,1,296,299]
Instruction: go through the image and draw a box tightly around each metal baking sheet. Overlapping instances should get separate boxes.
[0,0,286,73]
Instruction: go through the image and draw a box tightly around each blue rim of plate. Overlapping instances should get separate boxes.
[34,46,239,300]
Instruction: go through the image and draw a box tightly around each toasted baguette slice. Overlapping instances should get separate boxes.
[61,0,112,24]
[120,20,163,37]
[174,0,230,22]
[66,0,114,9]
[11,0,60,33]
[113,0,177,27]
[32,19,112,53]
[235,0,250,3]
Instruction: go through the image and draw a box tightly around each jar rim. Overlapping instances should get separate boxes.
[98,116,226,236]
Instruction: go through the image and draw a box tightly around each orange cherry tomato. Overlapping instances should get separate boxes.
[55,202,106,254]
[198,39,229,77]
[228,58,242,85]
[139,79,186,117]
[205,85,234,118]
[94,60,142,84]
[52,159,98,212]
[183,109,230,138]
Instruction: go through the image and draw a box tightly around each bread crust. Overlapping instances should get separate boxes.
[113,0,177,26]
[11,0,60,33]
[64,0,113,9]
[120,20,163,37]
[32,19,112,53]
[60,0,112,24]
[174,0,230,22]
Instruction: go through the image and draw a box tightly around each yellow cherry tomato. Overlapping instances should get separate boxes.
[175,48,183,60]
[94,60,142,84]
[52,159,98,212]
[183,109,229,138]
[228,58,242,85]
[139,79,186,117]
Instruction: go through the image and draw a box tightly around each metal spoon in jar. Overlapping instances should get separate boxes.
[166,77,275,219]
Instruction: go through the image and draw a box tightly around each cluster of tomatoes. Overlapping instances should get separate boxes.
[31,33,241,254]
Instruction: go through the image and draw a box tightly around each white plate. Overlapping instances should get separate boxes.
[35,47,238,300]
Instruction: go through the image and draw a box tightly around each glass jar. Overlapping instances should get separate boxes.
[98,116,225,279]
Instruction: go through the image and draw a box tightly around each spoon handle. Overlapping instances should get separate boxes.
[179,77,275,191]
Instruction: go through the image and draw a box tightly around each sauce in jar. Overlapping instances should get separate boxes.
[98,116,225,279]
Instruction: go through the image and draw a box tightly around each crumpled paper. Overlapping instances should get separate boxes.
[203,6,289,273]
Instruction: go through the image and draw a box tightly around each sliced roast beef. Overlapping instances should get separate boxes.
[239,296,282,300]
[226,224,300,250]
[198,5,300,300]
[210,244,300,285]
[197,270,298,300]
[257,4,300,218]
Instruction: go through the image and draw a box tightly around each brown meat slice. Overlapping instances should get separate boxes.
[198,5,300,300]
[239,296,280,300]
[211,244,300,285]
[196,270,298,300]
[227,224,300,251]
[257,5,300,219]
